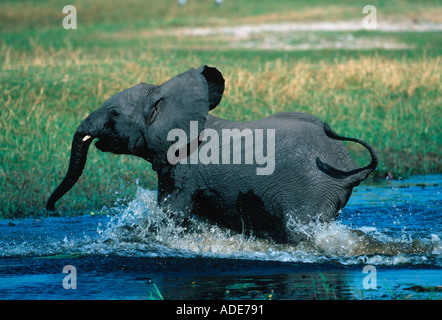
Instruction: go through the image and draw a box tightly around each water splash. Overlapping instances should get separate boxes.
[90,186,441,266]
[1,175,440,266]
[96,188,278,258]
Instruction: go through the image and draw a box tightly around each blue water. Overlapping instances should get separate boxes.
[0,174,441,299]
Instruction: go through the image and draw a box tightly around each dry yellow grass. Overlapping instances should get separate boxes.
[218,56,441,116]
[212,57,441,176]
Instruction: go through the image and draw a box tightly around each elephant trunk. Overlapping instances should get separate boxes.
[46,112,105,211]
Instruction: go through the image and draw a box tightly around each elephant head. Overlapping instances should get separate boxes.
[46,66,225,211]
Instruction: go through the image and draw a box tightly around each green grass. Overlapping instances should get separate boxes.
[1,0,441,218]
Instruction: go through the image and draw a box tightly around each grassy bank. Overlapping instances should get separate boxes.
[1,0,441,218]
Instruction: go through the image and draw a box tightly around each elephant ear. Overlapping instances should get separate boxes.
[145,65,224,165]
[196,65,225,110]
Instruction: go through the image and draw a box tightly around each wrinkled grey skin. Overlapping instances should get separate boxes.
[46,66,378,244]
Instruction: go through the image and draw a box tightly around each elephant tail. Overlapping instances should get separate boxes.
[317,123,379,186]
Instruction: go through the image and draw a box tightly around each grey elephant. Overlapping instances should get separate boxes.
[46,66,378,244]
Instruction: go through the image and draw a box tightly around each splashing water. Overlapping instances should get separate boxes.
[96,189,281,259]
[93,175,442,265]
[1,175,441,267]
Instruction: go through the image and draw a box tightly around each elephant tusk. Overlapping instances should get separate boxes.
[82,135,92,142]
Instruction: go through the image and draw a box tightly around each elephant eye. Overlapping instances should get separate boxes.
[110,108,120,118]
[147,98,162,124]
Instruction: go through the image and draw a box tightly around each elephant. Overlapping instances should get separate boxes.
[46,65,378,244]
